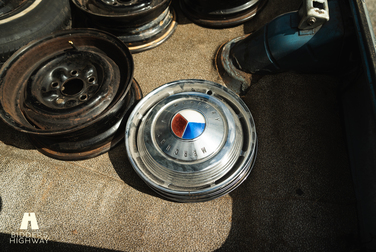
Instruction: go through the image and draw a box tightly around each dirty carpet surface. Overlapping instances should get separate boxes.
[0,0,365,251]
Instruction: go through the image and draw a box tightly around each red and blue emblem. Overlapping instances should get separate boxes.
[171,109,206,140]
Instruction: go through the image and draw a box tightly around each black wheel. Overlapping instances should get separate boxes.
[71,0,177,53]
[0,29,142,160]
[0,0,72,63]
[180,0,267,28]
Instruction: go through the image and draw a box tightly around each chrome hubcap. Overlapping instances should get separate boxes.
[125,79,258,202]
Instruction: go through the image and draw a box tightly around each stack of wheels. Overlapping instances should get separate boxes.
[71,0,177,53]
[180,0,267,28]
[0,29,142,161]
[125,79,258,202]
[0,0,72,64]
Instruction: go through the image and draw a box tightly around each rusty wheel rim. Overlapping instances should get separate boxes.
[0,28,137,160]
[180,0,268,28]
[72,0,176,52]
[117,7,177,53]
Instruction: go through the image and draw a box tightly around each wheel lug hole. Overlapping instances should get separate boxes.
[51,82,59,88]
[80,94,88,101]
[70,70,79,76]
[88,76,96,83]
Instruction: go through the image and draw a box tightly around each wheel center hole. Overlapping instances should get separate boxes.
[61,78,84,96]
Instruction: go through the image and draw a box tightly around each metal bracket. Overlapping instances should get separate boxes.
[298,0,329,30]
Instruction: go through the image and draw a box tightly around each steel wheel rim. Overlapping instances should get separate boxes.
[180,0,267,28]
[72,0,176,52]
[0,28,137,160]
[72,0,166,18]
[0,28,133,134]
[118,7,177,53]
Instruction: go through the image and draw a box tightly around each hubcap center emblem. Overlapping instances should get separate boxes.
[171,109,206,140]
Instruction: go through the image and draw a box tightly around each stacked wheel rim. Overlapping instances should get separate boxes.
[71,0,177,52]
[180,0,267,28]
[0,29,141,160]
[125,79,257,202]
